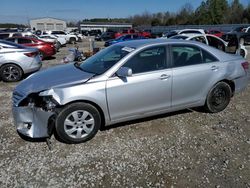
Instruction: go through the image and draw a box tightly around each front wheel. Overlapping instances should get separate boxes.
[55,102,101,144]
[204,82,232,113]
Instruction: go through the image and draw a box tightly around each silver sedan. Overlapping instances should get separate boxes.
[0,40,42,82]
[12,39,249,143]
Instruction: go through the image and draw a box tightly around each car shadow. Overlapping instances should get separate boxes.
[100,109,193,131]
[18,108,197,144]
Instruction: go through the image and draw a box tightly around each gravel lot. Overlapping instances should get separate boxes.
[0,39,250,188]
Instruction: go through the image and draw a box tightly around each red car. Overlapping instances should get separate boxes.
[207,30,224,38]
[6,37,56,59]
[115,29,152,39]
[115,29,136,38]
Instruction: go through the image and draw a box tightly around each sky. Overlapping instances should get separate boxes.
[0,0,249,24]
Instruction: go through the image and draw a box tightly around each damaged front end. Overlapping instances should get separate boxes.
[12,90,58,138]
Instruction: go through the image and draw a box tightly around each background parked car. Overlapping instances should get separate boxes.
[207,30,224,38]
[0,40,41,82]
[6,37,56,59]
[104,34,146,47]
[170,33,247,58]
[95,31,116,41]
[46,31,79,44]
[162,29,206,38]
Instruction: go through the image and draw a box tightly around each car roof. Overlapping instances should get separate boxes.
[115,38,240,62]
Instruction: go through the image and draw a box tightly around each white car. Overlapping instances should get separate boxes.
[39,34,67,46]
[162,29,206,38]
[0,40,42,82]
[170,34,248,58]
[46,31,78,44]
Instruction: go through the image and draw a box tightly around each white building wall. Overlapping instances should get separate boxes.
[30,18,66,31]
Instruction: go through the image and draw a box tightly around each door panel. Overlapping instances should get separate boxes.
[171,44,220,107]
[106,70,172,121]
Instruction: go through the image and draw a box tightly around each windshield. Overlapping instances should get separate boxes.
[79,45,134,75]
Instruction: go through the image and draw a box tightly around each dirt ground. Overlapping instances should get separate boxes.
[0,39,249,188]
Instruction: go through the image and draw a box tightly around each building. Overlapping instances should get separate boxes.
[30,17,67,31]
[80,22,133,32]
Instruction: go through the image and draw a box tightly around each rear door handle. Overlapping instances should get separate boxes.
[211,66,219,71]
[160,74,171,80]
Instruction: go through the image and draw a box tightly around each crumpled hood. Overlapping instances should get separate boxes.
[15,63,94,96]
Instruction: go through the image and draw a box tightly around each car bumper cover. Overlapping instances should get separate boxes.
[12,106,54,138]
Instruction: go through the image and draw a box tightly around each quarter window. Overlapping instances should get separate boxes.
[124,46,167,74]
[202,49,218,63]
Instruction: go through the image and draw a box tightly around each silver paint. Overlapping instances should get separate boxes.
[12,39,249,138]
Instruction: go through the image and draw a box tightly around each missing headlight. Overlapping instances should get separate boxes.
[42,96,58,111]
[19,94,58,112]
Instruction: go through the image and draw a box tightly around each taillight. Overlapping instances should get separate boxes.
[242,61,249,70]
[24,52,38,57]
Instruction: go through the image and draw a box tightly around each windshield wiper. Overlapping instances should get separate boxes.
[73,62,85,71]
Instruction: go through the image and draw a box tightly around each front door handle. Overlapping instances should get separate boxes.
[160,74,171,80]
[211,66,219,71]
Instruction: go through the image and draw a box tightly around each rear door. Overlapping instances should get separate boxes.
[170,44,220,107]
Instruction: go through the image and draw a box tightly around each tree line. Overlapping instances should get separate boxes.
[130,0,250,26]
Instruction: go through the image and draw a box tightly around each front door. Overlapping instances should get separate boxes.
[106,46,172,121]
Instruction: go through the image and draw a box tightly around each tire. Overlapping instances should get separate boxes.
[240,38,245,45]
[0,64,23,82]
[240,49,246,58]
[55,102,101,144]
[204,82,232,113]
[70,37,77,44]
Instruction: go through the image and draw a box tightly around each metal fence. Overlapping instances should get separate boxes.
[137,24,249,33]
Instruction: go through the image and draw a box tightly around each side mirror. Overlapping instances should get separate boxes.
[116,67,132,78]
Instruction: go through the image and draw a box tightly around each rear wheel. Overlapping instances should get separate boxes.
[0,64,23,82]
[55,102,101,144]
[204,82,232,113]
[240,49,246,58]
[70,37,77,44]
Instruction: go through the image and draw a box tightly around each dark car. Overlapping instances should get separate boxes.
[95,31,115,41]
[88,30,102,37]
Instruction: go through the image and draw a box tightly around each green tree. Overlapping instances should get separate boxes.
[228,0,244,23]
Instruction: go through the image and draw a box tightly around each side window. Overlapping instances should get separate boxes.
[191,36,207,44]
[18,38,31,44]
[207,36,225,51]
[7,38,15,42]
[124,35,132,40]
[124,46,167,74]
[0,34,10,39]
[172,45,202,67]
[202,49,218,63]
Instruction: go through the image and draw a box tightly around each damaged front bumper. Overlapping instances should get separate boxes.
[12,106,54,138]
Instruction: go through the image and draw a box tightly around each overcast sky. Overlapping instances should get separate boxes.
[0,0,249,24]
